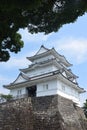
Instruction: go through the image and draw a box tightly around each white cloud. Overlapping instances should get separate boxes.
[0,75,11,94]
[1,57,28,69]
[0,87,9,94]
[19,28,52,43]
[6,57,29,68]
[0,74,14,84]
[1,36,87,68]
[0,51,36,69]
[0,75,6,81]
[50,37,87,64]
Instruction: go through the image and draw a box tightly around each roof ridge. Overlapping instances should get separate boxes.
[35,45,50,55]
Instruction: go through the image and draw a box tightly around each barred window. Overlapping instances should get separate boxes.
[43,84,48,90]
[62,85,65,91]
[17,89,22,95]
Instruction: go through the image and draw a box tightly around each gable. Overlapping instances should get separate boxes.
[62,71,67,77]
[13,73,28,84]
[36,45,49,55]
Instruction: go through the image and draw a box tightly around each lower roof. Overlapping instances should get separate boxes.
[3,70,85,93]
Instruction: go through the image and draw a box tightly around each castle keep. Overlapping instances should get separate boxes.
[0,45,87,130]
[4,45,85,106]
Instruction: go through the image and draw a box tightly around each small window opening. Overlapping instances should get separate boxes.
[17,90,22,95]
[43,84,48,91]
[62,85,65,91]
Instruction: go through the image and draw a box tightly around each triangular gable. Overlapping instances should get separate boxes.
[36,45,49,55]
[73,79,77,83]
[13,73,28,84]
[67,69,78,78]
[62,71,67,77]
[68,77,77,84]
[26,45,50,62]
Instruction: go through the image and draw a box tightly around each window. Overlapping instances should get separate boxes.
[43,84,48,91]
[62,85,65,91]
[17,89,22,95]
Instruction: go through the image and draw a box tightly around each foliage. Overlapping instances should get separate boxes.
[0,94,13,102]
[83,99,87,118]
[0,0,87,62]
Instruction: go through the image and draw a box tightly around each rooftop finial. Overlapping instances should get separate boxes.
[41,45,44,47]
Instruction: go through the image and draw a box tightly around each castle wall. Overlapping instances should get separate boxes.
[0,95,87,130]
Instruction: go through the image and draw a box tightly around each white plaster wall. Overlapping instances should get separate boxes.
[26,65,57,77]
[57,80,80,105]
[37,78,80,105]
[52,66,58,71]
[10,87,26,98]
[57,90,80,105]
[33,55,54,63]
[37,79,57,97]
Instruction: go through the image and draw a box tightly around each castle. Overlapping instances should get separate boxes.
[4,45,85,106]
[1,45,87,130]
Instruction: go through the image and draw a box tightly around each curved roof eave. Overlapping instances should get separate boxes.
[27,48,72,67]
[35,45,50,55]
[3,73,30,88]
[4,70,85,94]
[26,45,50,62]
[60,73,85,93]
[26,45,72,67]
[51,48,72,67]
[26,50,50,62]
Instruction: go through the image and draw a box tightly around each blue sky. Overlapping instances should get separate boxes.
[0,13,87,105]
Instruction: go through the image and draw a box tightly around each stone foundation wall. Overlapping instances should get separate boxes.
[0,95,87,130]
